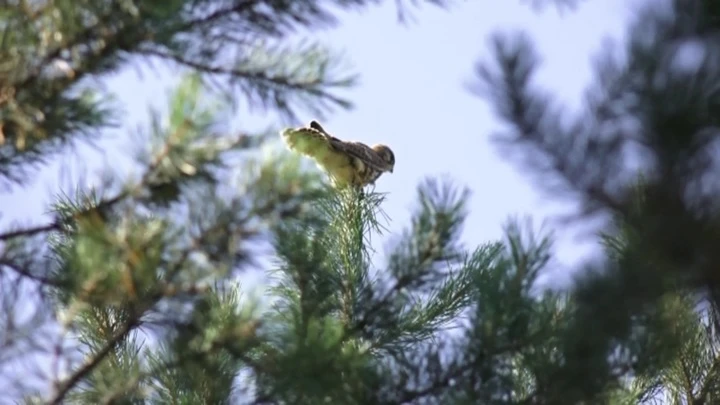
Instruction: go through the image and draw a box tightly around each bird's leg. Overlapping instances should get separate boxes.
[363,184,377,200]
[357,186,365,201]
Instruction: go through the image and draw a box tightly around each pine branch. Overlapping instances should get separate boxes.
[0,111,252,244]
[98,310,259,403]
[47,264,220,402]
[0,223,59,241]
[178,2,259,30]
[0,186,125,244]
[136,46,352,113]
[12,8,122,92]
[48,317,138,405]
[0,258,60,287]
[471,3,720,400]
[390,327,549,405]
[472,31,626,221]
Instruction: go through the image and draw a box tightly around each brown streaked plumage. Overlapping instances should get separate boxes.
[281,120,395,189]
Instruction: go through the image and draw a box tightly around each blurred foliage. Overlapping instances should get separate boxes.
[472,0,720,402]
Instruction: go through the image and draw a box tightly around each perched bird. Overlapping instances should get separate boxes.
[281,120,395,189]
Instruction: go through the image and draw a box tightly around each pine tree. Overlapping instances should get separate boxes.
[0,0,463,403]
[0,1,610,395]
[473,0,720,402]
[8,0,720,403]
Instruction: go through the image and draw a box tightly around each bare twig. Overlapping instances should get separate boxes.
[0,258,60,287]
[0,223,59,241]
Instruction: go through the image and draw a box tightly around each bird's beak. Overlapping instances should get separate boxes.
[390,168,394,173]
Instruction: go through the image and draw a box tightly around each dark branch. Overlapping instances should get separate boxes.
[136,47,350,107]
[0,258,61,287]
[0,223,59,241]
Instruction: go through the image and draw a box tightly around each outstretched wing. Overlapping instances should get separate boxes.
[281,125,336,159]
[281,125,357,186]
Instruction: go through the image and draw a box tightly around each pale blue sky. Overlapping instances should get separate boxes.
[3,0,635,288]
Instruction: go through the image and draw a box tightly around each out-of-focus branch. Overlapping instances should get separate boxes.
[0,223,59,241]
[0,258,60,287]
[136,47,351,107]
[48,317,138,405]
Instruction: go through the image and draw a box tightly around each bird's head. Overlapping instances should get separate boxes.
[372,144,395,173]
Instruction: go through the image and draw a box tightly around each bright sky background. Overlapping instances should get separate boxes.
[1,0,638,291]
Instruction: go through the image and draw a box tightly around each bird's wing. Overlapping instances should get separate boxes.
[328,139,389,172]
[281,126,336,159]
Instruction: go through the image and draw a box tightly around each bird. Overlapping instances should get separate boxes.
[281,120,395,189]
